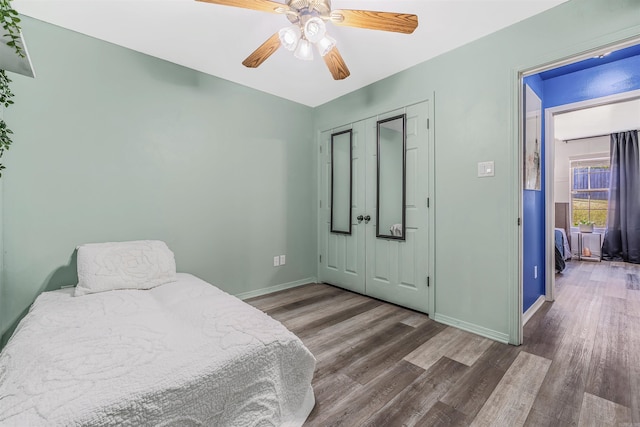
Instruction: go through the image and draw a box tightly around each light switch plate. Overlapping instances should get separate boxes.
[478,161,495,177]
[279,255,286,265]
[273,256,280,267]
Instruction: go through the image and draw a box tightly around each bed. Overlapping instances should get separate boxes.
[0,241,316,426]
[554,227,571,260]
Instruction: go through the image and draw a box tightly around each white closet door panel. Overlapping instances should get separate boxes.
[399,228,418,289]
[319,123,366,294]
[365,102,429,313]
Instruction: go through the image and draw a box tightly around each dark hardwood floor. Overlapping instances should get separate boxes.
[247,260,640,426]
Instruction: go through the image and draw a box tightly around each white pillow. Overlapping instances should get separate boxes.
[75,240,177,296]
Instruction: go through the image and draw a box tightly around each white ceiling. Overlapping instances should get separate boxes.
[14,0,567,107]
[554,98,640,141]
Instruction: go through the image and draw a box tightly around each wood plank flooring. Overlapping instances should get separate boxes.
[247,260,640,426]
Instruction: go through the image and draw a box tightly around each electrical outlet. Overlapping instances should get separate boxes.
[273,256,280,267]
[279,255,286,265]
[534,265,538,279]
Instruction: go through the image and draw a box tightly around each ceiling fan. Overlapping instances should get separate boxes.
[196,0,418,80]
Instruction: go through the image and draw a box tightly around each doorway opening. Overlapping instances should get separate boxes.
[519,39,640,342]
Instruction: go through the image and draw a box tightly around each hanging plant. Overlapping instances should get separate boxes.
[0,70,13,174]
[0,0,23,176]
[0,0,23,58]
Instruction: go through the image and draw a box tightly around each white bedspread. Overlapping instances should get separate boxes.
[0,273,316,426]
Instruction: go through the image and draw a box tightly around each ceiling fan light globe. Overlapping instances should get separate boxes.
[316,34,336,57]
[303,16,326,43]
[294,39,314,61]
[279,26,301,51]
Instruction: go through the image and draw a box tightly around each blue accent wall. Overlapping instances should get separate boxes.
[543,54,640,108]
[523,75,545,313]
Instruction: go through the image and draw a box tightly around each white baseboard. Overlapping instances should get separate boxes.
[433,313,510,344]
[523,295,546,326]
[235,277,317,300]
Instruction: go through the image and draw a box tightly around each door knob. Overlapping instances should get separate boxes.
[364,215,371,223]
[357,215,364,223]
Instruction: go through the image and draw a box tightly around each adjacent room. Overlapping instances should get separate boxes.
[522,42,640,319]
[0,0,638,425]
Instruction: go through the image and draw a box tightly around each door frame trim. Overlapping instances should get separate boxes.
[514,34,640,345]
[428,93,436,316]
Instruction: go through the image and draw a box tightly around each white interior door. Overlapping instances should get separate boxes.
[319,122,365,294]
[365,103,429,312]
[319,102,430,313]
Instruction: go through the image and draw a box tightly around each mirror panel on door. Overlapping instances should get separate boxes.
[376,115,406,240]
[331,129,352,234]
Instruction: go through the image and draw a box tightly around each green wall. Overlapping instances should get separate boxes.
[1,17,316,342]
[2,0,639,346]
[314,0,640,343]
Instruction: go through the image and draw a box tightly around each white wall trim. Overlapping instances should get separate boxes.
[433,313,510,344]
[523,295,546,326]
[235,277,317,300]
[544,100,556,303]
[427,93,436,316]
[316,128,323,282]
[546,89,640,116]
[510,68,524,346]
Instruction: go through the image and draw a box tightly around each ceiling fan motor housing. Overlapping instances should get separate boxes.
[287,0,331,23]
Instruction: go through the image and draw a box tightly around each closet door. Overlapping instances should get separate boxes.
[318,101,430,314]
[365,102,429,313]
[318,122,366,294]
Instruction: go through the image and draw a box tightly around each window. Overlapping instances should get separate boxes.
[570,157,610,227]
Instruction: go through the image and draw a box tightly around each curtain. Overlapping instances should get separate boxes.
[602,130,640,263]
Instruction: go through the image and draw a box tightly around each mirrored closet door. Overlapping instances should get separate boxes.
[319,101,430,313]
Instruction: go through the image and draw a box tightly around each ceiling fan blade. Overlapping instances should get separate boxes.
[196,0,289,14]
[330,10,418,34]
[323,47,350,80]
[242,32,281,68]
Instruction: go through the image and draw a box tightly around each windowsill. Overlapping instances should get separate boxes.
[569,227,606,234]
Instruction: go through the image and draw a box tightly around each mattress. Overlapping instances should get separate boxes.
[0,273,316,426]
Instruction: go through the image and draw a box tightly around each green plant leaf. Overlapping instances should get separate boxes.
[0,0,23,176]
